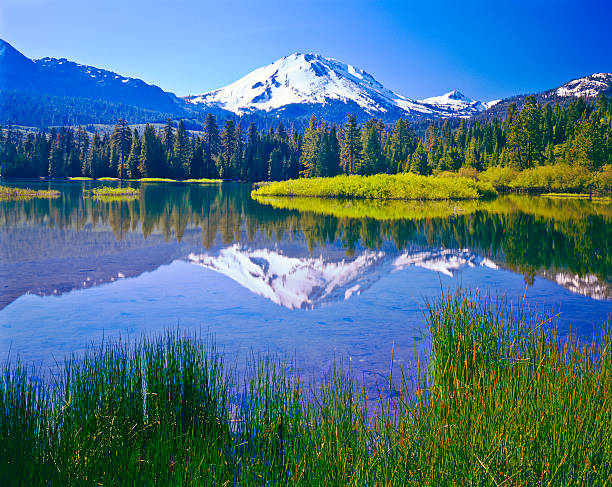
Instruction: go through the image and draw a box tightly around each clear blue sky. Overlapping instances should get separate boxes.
[2,0,610,102]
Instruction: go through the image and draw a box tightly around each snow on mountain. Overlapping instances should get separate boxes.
[418,90,488,117]
[186,245,496,309]
[543,271,611,301]
[554,73,612,98]
[476,73,612,120]
[185,53,486,122]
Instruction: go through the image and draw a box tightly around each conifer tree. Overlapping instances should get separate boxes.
[203,114,220,178]
[110,119,131,179]
[340,114,362,174]
[126,129,141,179]
[138,124,162,177]
[173,120,191,179]
[220,119,236,179]
[300,114,320,177]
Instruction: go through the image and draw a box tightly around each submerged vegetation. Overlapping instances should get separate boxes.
[1,294,610,485]
[251,173,498,200]
[0,186,59,200]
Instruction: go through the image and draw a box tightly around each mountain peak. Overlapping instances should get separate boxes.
[0,38,28,61]
[445,90,471,102]
[184,52,486,122]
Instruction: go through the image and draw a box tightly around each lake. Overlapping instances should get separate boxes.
[1,181,610,398]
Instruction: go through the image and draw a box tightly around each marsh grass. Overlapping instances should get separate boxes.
[182,178,224,184]
[252,174,498,200]
[1,296,610,486]
[0,186,60,200]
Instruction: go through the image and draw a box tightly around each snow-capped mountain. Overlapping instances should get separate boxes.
[186,245,498,309]
[418,90,489,117]
[477,72,612,120]
[2,37,610,127]
[184,53,487,123]
[554,73,612,98]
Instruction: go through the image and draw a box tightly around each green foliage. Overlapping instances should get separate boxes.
[252,173,498,200]
[1,297,610,485]
[2,94,611,187]
[90,186,139,197]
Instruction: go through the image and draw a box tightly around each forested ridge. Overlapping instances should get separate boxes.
[1,95,611,191]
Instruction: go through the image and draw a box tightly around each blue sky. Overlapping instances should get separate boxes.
[2,0,610,101]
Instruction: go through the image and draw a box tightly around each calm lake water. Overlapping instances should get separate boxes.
[1,181,611,397]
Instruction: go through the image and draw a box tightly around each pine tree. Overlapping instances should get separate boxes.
[300,114,320,177]
[110,119,131,179]
[203,114,220,178]
[340,114,362,174]
[220,119,236,178]
[138,124,162,177]
[189,137,204,179]
[161,119,175,176]
[409,143,428,175]
[48,139,64,178]
[173,120,191,179]
[244,122,259,181]
[360,119,386,175]
[126,129,141,179]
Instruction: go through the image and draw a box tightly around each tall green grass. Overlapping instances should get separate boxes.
[252,173,498,200]
[1,296,610,485]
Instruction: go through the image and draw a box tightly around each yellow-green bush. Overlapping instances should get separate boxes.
[252,174,497,200]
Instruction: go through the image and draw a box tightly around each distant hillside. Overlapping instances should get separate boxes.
[476,73,612,120]
[0,39,198,126]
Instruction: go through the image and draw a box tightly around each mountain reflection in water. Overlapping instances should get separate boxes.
[1,181,610,396]
[1,181,610,307]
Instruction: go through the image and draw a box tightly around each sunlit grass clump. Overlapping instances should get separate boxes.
[0,186,60,200]
[1,295,610,485]
[252,174,498,200]
[182,178,224,184]
[91,186,139,199]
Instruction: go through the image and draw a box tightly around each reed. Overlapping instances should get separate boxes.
[1,295,610,485]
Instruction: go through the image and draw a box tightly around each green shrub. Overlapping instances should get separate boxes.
[252,174,498,200]
[479,166,519,188]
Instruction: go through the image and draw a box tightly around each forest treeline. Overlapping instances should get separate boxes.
[1,94,611,183]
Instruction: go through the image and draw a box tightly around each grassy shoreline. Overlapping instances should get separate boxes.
[252,173,498,200]
[2,294,610,485]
